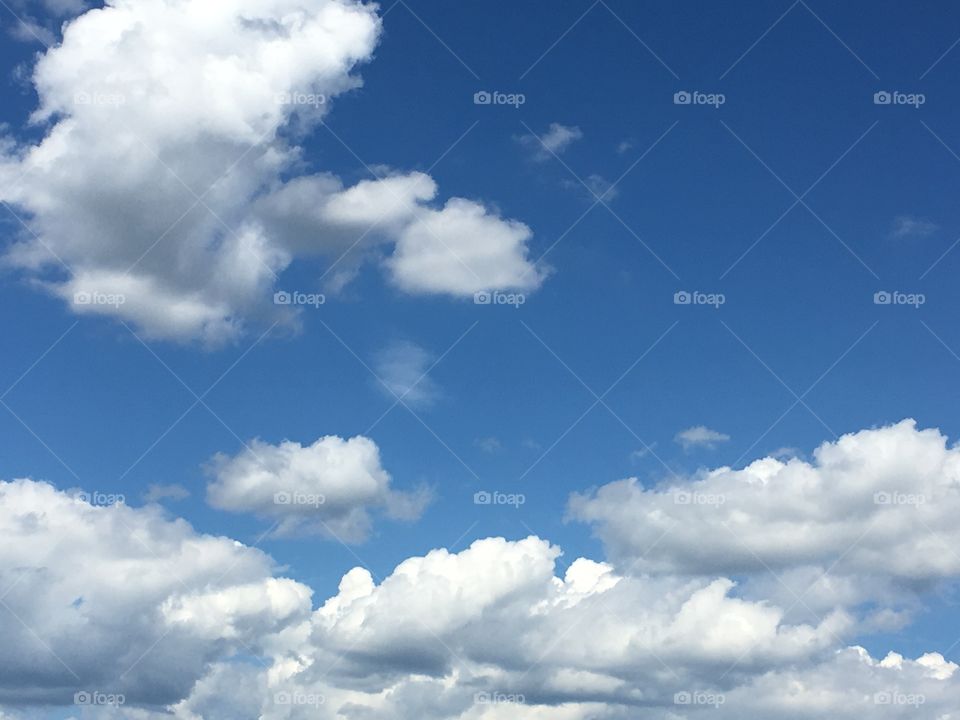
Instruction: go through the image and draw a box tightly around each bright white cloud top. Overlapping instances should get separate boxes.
[0,0,545,346]
[4,420,960,717]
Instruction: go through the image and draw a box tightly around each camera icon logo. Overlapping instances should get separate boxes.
[74,291,92,305]
[74,691,91,705]
[874,291,892,305]
[474,491,492,505]
[274,491,292,505]
[674,291,691,305]
[274,291,292,305]
[673,91,692,105]
[274,692,292,705]
[874,91,892,105]
[674,691,692,705]
[474,91,492,105]
[474,291,492,305]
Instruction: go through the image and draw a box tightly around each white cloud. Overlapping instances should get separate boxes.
[206,435,430,541]
[385,198,546,296]
[307,537,846,690]
[674,425,730,450]
[890,215,938,239]
[519,123,583,161]
[0,0,543,345]
[571,420,960,602]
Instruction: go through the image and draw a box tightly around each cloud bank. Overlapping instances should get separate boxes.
[4,421,960,717]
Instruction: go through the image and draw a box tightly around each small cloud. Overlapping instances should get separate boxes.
[522,438,542,451]
[629,443,658,463]
[674,425,730,451]
[890,215,938,239]
[474,437,502,454]
[374,340,439,407]
[771,446,800,460]
[616,140,634,154]
[144,483,190,502]
[562,174,619,203]
[518,122,583,161]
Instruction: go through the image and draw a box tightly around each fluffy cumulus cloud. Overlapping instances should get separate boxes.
[571,420,959,574]
[570,420,960,619]
[0,0,544,346]
[2,523,954,719]
[0,478,312,708]
[205,434,430,541]
[6,421,960,718]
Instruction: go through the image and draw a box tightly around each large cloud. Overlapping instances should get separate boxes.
[205,434,430,541]
[48,534,957,720]
[568,419,960,629]
[570,420,960,580]
[0,0,544,345]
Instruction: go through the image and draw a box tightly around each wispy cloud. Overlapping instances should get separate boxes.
[518,122,583,161]
[374,340,439,407]
[144,483,190,502]
[474,436,502,454]
[562,174,619,202]
[674,425,730,451]
[890,215,938,239]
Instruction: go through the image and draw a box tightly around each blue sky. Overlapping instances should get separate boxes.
[3,1,960,718]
